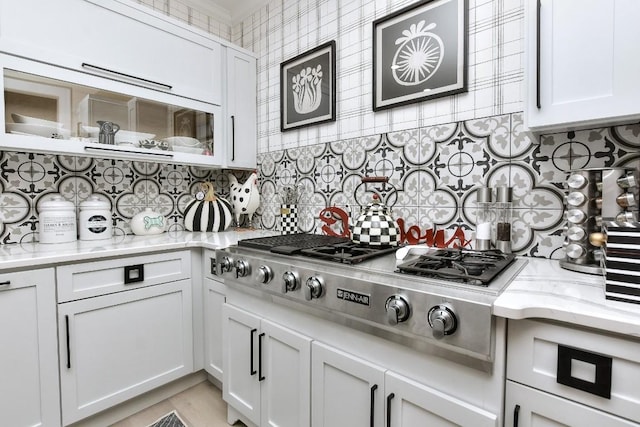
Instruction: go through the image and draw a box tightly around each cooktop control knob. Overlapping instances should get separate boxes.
[304,276,324,300]
[428,304,457,340]
[282,271,300,293]
[255,265,273,284]
[219,256,234,274]
[234,259,251,278]
[385,296,410,325]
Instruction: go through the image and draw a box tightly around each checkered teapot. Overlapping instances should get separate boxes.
[351,177,401,247]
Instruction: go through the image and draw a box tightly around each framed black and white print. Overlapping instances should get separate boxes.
[280,41,336,132]
[373,0,467,111]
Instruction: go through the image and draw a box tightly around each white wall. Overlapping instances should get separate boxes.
[232,0,524,153]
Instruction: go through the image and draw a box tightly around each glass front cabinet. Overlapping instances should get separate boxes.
[0,54,223,167]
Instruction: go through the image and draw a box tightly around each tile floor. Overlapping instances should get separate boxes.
[110,381,245,427]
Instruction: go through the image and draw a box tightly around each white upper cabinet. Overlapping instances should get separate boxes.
[525,0,640,131]
[224,47,257,169]
[0,0,221,105]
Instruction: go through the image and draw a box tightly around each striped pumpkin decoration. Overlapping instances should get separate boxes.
[184,182,232,232]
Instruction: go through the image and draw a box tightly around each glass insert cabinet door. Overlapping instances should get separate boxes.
[0,55,222,167]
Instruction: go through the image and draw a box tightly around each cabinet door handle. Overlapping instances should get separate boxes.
[250,328,257,375]
[386,392,395,427]
[81,63,173,91]
[258,332,265,381]
[370,384,378,427]
[231,115,236,161]
[0,280,10,286]
[536,0,541,108]
[513,404,520,427]
[65,315,71,369]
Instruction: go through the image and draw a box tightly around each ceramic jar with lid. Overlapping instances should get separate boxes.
[39,195,77,243]
[79,195,112,241]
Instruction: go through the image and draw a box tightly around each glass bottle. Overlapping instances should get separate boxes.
[475,187,492,251]
[495,186,513,253]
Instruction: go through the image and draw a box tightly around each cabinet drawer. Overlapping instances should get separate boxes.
[507,319,640,422]
[57,250,191,302]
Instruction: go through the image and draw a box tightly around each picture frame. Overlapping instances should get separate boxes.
[373,0,468,111]
[174,108,197,138]
[280,40,336,132]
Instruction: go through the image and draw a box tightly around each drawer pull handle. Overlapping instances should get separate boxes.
[124,264,144,284]
[81,63,173,90]
[0,280,10,286]
[513,404,520,427]
[557,344,612,399]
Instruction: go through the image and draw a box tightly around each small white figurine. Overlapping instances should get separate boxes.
[229,171,260,227]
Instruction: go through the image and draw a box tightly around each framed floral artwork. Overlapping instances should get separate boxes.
[373,0,468,111]
[280,40,336,131]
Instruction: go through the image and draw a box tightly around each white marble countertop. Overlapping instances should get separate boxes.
[494,258,640,338]
[0,229,278,271]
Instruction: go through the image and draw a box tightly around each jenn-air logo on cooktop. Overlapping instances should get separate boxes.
[337,288,370,306]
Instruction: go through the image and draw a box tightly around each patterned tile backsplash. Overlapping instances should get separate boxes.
[256,112,640,259]
[0,152,252,245]
[1,113,639,256]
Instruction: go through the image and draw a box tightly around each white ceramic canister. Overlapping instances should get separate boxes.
[79,195,112,241]
[39,195,77,244]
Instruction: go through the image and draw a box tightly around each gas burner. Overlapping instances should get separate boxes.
[396,248,516,286]
[300,242,397,264]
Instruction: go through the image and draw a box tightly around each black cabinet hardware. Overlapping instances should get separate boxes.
[81,63,172,90]
[370,384,378,427]
[250,328,257,375]
[65,315,71,369]
[124,264,144,284]
[513,404,520,427]
[258,332,265,381]
[386,393,395,427]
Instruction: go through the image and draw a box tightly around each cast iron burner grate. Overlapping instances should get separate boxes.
[238,233,398,264]
[300,242,398,264]
[396,249,516,286]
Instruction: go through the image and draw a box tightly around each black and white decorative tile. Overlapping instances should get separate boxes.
[252,112,640,258]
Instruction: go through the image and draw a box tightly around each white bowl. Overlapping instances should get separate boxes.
[172,145,204,155]
[7,123,70,139]
[82,126,155,145]
[11,113,63,128]
[164,136,201,147]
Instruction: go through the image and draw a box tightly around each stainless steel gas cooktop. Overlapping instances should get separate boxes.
[217,233,527,371]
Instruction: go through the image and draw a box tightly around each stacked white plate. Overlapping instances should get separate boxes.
[164,136,204,154]
[8,113,70,139]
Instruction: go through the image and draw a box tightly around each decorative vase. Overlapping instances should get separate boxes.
[184,182,233,232]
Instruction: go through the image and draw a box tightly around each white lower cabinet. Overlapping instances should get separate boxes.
[0,269,60,427]
[58,279,193,425]
[204,277,226,381]
[311,341,385,427]
[311,341,497,427]
[223,303,311,427]
[505,381,637,427]
[505,319,640,426]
